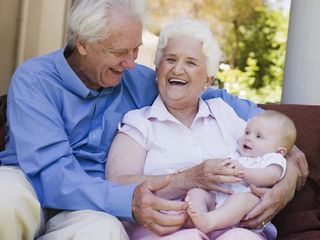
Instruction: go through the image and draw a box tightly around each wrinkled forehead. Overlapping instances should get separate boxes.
[163,37,205,59]
[101,13,142,48]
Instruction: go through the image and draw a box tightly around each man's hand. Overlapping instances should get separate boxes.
[240,184,294,228]
[241,160,299,229]
[287,145,308,190]
[132,176,188,236]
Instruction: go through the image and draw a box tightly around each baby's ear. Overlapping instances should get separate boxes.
[277,147,288,156]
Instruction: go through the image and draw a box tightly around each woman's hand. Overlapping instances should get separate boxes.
[183,159,243,194]
[132,176,188,236]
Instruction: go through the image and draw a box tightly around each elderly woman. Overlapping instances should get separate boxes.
[106,17,303,240]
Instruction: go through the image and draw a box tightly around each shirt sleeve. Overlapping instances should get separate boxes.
[202,88,263,121]
[206,98,247,141]
[118,109,149,149]
[261,153,287,180]
[7,96,136,221]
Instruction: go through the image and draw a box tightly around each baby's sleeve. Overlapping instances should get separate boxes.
[118,109,148,149]
[261,153,287,180]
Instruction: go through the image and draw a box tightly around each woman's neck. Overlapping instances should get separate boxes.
[165,101,199,128]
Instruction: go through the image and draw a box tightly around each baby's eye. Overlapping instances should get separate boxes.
[256,134,261,139]
[245,130,249,135]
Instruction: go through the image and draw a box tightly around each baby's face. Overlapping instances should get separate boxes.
[238,116,282,157]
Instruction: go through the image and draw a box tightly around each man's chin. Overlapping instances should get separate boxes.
[101,76,122,88]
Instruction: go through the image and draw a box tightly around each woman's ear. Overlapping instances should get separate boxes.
[75,38,87,56]
[277,147,288,156]
[205,76,214,88]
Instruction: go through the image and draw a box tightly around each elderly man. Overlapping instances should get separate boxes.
[0,0,308,239]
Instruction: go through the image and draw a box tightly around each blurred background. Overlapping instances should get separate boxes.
[0,0,294,103]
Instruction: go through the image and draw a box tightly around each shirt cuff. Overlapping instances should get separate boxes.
[106,183,137,221]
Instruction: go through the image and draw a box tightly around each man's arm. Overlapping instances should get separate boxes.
[241,155,299,228]
[7,95,135,220]
[287,145,308,190]
[202,88,263,120]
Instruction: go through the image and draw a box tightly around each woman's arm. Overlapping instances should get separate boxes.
[106,132,191,199]
[106,132,148,184]
[106,133,244,200]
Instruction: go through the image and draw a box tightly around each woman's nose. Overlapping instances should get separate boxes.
[172,61,184,74]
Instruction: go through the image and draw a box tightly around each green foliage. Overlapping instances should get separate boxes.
[146,1,289,103]
[216,6,288,103]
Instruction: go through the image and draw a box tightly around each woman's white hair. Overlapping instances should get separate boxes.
[67,0,146,47]
[154,17,222,77]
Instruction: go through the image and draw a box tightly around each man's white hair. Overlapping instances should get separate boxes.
[67,0,146,47]
[154,17,222,77]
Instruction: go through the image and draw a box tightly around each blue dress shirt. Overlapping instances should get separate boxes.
[0,47,262,221]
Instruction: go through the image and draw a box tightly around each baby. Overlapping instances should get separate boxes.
[186,110,297,233]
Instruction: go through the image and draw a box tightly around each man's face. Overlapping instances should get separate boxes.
[75,13,142,89]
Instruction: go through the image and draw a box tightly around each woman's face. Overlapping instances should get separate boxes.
[156,37,211,109]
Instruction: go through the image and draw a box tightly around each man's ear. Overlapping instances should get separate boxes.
[75,38,87,56]
[277,147,288,156]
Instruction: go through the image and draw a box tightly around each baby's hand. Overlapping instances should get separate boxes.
[222,159,244,170]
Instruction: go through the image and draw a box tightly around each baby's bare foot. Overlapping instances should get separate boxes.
[187,203,213,233]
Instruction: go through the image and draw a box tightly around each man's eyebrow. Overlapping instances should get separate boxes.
[107,43,143,53]
[108,48,128,53]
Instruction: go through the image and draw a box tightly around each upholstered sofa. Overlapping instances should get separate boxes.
[0,94,319,239]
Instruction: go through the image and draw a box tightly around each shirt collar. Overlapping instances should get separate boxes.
[147,95,215,122]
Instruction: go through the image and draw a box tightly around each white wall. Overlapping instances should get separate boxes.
[0,0,72,95]
[282,0,320,104]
